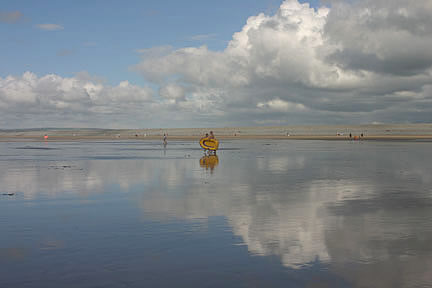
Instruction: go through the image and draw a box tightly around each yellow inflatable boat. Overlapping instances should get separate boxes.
[199,137,219,151]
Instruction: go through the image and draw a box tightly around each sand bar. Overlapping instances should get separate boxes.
[1,124,432,141]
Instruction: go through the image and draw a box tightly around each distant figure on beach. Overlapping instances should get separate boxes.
[209,131,215,140]
[349,133,352,138]
[163,133,167,146]
[361,133,364,137]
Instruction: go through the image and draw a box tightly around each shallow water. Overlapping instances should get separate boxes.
[1,140,432,287]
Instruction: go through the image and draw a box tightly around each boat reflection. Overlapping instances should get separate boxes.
[199,155,219,173]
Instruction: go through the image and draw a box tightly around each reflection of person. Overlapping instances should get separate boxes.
[199,155,219,174]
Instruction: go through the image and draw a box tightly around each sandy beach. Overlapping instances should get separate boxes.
[1,124,432,141]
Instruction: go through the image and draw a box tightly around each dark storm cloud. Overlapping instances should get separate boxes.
[326,49,432,76]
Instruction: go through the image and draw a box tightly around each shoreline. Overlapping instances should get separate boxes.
[2,134,432,142]
[2,124,432,142]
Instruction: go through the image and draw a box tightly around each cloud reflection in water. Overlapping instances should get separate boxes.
[2,141,432,287]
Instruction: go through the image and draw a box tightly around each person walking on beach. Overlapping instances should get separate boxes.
[208,131,217,155]
[163,133,167,146]
[201,133,209,140]
[209,131,215,140]
[200,133,209,155]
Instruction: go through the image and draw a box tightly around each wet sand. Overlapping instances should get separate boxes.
[1,124,432,141]
[2,139,432,287]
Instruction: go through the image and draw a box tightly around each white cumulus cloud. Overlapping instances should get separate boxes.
[159,83,186,102]
[0,72,154,127]
[3,0,432,127]
[257,99,308,112]
[133,0,432,125]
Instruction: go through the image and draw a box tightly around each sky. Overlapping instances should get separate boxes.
[1,0,432,128]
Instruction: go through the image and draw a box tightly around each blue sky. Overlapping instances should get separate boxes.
[1,0,432,128]
[1,0,320,85]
